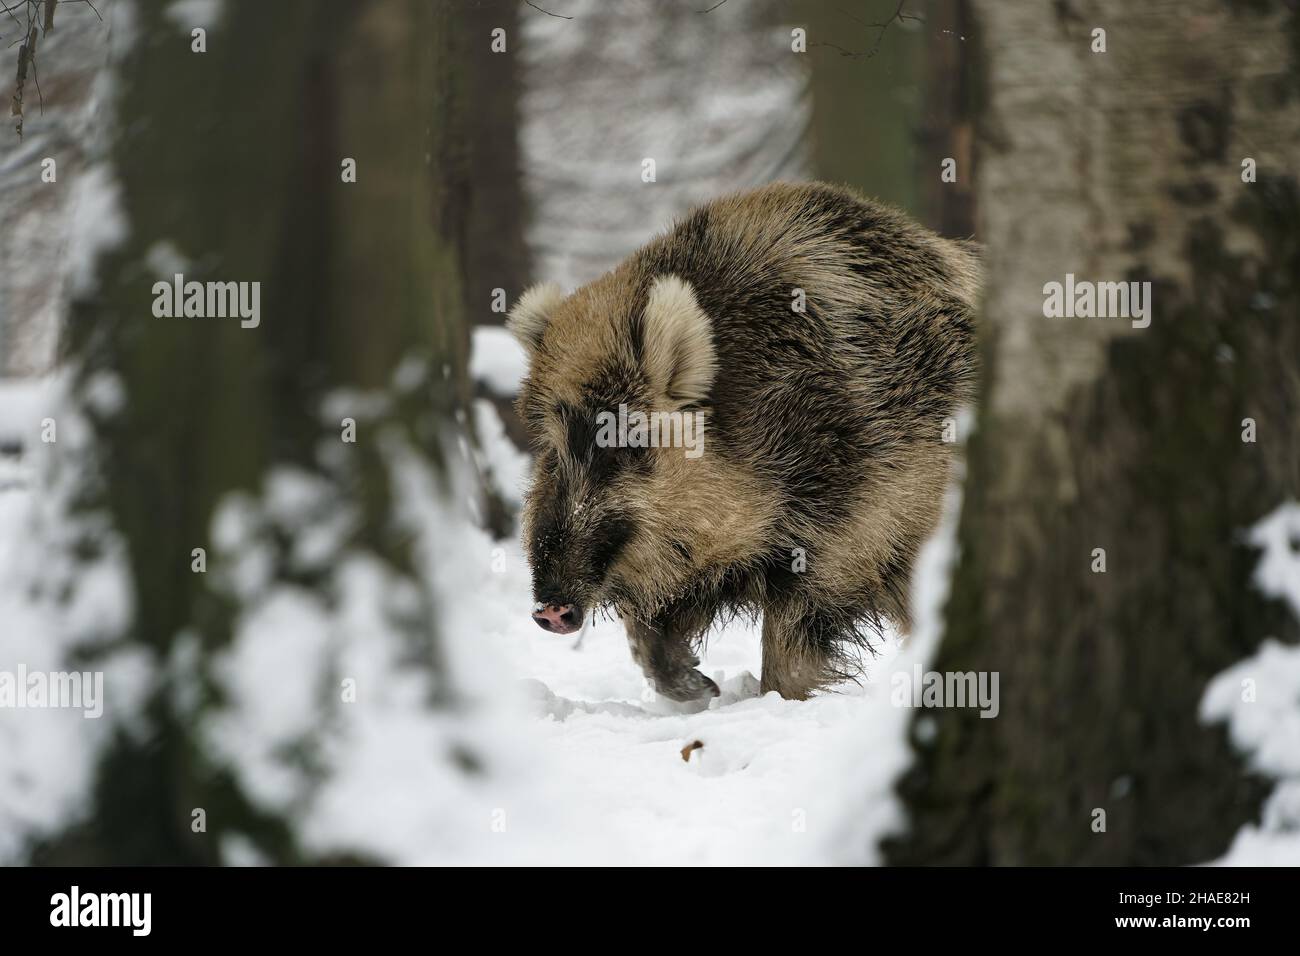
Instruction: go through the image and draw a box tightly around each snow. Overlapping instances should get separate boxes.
[1203,638,1300,779]
[60,0,140,304]
[207,585,335,811]
[164,0,225,33]
[143,240,193,280]
[471,326,529,396]
[5,367,1293,863]
[0,373,153,863]
[66,166,128,297]
[0,377,55,448]
[1244,502,1300,619]
[472,398,530,503]
[1211,825,1300,867]
[0,346,1044,863]
[158,370,961,864]
[338,404,960,864]
[1201,501,1300,865]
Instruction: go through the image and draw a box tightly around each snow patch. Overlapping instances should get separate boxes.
[164,0,225,32]
[0,372,150,863]
[1201,501,1300,865]
[471,325,528,396]
[66,166,128,295]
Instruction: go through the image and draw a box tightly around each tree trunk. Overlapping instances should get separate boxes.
[918,0,974,236]
[886,0,1300,865]
[34,0,475,864]
[459,0,532,325]
[806,0,924,216]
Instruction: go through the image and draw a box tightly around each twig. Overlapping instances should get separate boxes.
[570,620,589,651]
[523,1,571,19]
[811,0,919,60]
[0,0,26,35]
[28,24,40,112]
[8,0,98,137]
[11,20,36,137]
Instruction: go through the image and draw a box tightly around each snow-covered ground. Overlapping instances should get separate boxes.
[0,364,958,864]
[422,397,965,865]
[3,365,1298,865]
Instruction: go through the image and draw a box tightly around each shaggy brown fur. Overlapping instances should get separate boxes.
[510,181,980,700]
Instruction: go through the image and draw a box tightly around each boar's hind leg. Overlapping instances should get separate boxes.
[760,607,840,700]
[625,618,720,702]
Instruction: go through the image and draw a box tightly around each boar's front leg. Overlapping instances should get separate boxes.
[625,618,720,702]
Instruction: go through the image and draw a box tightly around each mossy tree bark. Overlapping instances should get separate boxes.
[886,0,1300,865]
[35,0,478,864]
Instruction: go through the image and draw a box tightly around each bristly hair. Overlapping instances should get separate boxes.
[515,180,977,699]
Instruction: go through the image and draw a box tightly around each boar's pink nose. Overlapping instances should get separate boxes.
[532,603,580,634]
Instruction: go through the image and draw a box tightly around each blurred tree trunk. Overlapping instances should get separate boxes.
[35,0,473,864]
[804,0,970,235]
[461,0,535,470]
[806,0,923,217]
[459,0,532,325]
[886,0,1300,865]
[918,0,973,236]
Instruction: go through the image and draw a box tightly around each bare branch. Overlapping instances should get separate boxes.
[28,22,40,112]
[0,0,26,36]
[523,1,572,19]
[814,0,919,60]
[11,18,36,137]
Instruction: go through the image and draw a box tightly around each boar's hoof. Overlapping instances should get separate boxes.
[654,668,720,702]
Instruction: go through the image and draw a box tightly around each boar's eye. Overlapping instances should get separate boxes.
[589,444,646,486]
[562,405,599,463]
[552,400,652,486]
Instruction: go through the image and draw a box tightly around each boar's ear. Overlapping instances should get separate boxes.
[507,282,565,353]
[642,275,716,407]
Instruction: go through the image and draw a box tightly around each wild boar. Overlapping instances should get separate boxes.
[509,181,979,701]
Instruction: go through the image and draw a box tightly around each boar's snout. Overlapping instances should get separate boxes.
[531,602,582,634]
